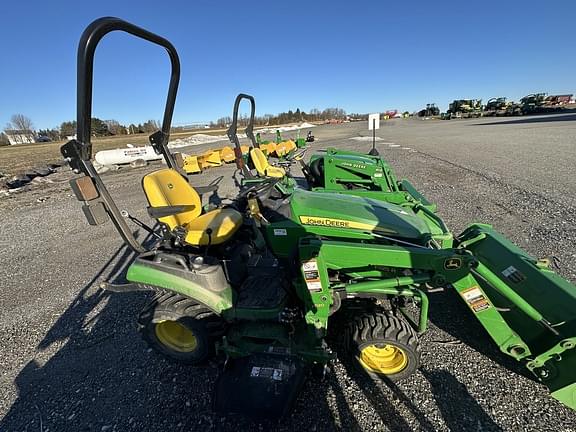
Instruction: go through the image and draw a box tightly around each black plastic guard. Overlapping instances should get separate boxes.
[213,353,307,420]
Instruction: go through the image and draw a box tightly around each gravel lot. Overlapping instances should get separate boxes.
[1,114,576,431]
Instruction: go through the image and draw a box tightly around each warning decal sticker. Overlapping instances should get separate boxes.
[250,366,283,381]
[460,286,491,313]
[302,259,322,292]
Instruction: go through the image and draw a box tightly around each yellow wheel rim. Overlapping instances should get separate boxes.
[359,344,408,374]
[154,320,198,353]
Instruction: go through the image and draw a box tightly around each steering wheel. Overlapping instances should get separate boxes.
[305,157,324,188]
[237,177,280,200]
[299,158,315,186]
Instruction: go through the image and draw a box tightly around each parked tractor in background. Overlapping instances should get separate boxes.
[545,94,573,107]
[483,97,522,116]
[520,93,574,115]
[520,93,548,115]
[447,99,483,119]
[417,103,440,118]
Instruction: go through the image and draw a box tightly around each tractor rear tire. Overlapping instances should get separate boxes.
[345,311,420,382]
[138,291,224,365]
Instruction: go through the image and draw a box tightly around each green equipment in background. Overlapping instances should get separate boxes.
[483,97,522,116]
[417,103,440,117]
[447,99,483,119]
[255,132,269,146]
[520,93,551,115]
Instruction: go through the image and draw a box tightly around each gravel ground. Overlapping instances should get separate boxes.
[1,115,576,431]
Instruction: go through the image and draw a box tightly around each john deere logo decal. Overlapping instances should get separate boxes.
[444,258,462,270]
[299,216,395,233]
[300,216,350,228]
[341,162,366,169]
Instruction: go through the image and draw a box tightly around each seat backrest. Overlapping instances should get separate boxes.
[142,168,201,229]
[250,148,269,176]
[266,142,277,155]
[275,141,288,157]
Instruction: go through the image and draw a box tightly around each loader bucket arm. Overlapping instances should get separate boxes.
[60,17,181,252]
[454,223,576,410]
[226,93,257,175]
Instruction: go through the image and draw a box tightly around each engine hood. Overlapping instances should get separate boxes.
[310,149,379,167]
[329,152,379,167]
[289,189,430,240]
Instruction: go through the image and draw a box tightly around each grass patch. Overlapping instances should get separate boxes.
[0,129,227,174]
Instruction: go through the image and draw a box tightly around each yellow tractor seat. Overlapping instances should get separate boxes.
[265,166,286,178]
[265,142,277,155]
[275,142,288,157]
[142,168,242,246]
[183,208,243,246]
[219,146,236,163]
[285,140,297,152]
[250,148,286,178]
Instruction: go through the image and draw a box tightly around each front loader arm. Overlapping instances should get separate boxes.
[296,238,476,335]
[455,223,576,410]
[317,239,475,287]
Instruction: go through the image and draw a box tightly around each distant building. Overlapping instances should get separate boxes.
[177,123,211,130]
[4,130,35,145]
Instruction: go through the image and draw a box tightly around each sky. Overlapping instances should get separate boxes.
[1,1,575,130]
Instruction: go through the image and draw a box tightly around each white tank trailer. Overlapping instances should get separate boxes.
[94,146,163,166]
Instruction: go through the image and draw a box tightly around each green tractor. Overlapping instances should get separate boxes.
[228,93,438,215]
[63,17,576,420]
[520,93,549,115]
[417,103,440,117]
[484,97,522,116]
[225,93,307,197]
[447,99,483,118]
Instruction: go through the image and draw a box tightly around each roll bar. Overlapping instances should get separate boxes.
[73,16,179,166]
[226,93,257,175]
[61,17,181,252]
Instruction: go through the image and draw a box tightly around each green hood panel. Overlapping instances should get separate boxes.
[310,148,384,172]
[327,152,379,167]
[289,189,430,239]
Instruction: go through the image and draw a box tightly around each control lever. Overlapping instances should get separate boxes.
[203,228,213,259]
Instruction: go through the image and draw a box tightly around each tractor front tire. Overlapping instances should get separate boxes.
[345,311,420,382]
[138,291,224,365]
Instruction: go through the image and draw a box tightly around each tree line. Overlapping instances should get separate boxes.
[58,119,161,138]
[1,107,348,145]
[210,107,347,128]
[1,114,162,145]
